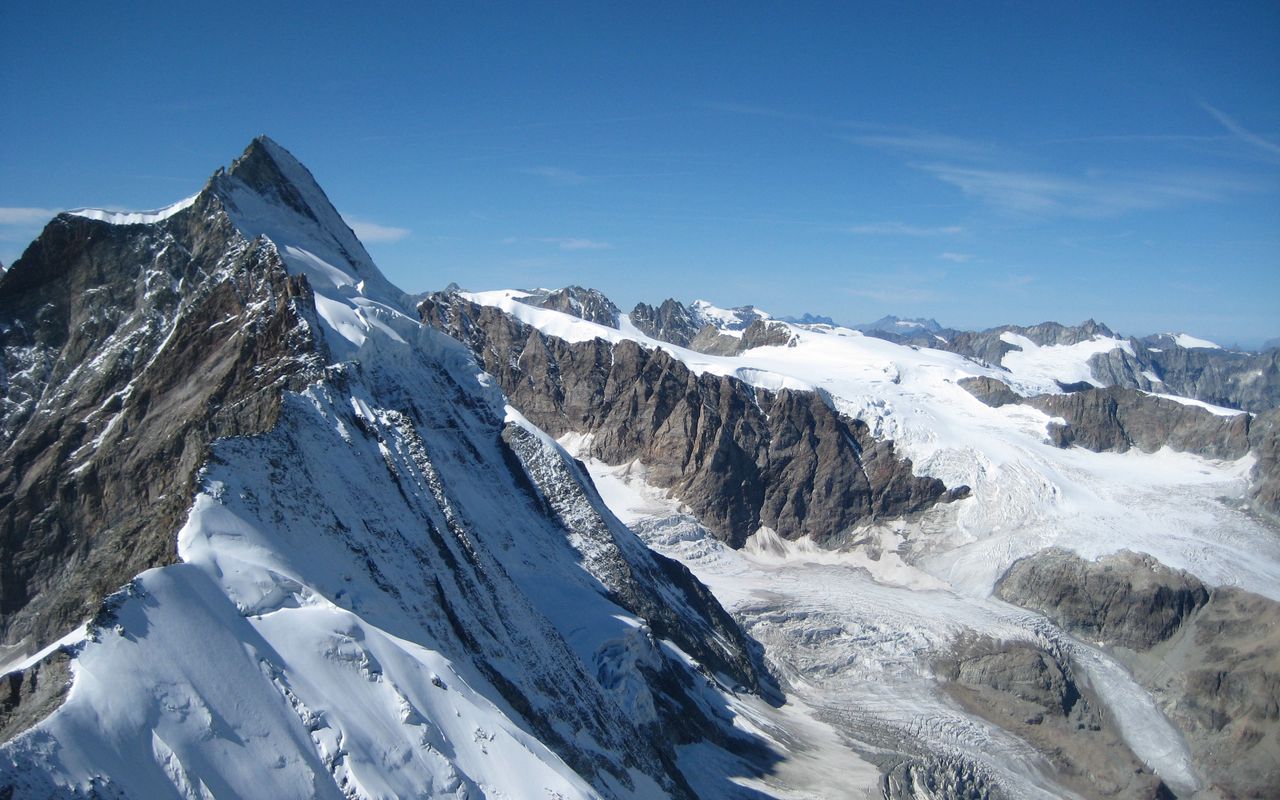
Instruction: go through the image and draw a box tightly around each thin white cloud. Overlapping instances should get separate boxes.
[841,129,996,161]
[0,207,61,225]
[1200,102,1280,158]
[939,252,972,263]
[702,101,823,125]
[549,237,612,251]
[848,222,964,236]
[344,217,410,243]
[519,166,589,185]
[920,163,1259,218]
[504,236,614,251]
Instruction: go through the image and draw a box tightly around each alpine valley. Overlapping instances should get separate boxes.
[2,139,1277,800]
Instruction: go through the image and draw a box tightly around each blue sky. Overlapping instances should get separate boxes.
[3,2,1278,345]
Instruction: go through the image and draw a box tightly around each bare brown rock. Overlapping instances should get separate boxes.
[0,193,323,658]
[937,637,1173,799]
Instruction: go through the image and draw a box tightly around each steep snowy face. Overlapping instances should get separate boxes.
[0,139,774,798]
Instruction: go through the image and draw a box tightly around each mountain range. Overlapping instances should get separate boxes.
[2,139,1277,799]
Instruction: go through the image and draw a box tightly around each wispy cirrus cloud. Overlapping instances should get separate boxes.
[0,207,61,225]
[919,163,1260,218]
[706,101,1000,161]
[1200,102,1280,159]
[710,100,1270,220]
[548,237,611,250]
[344,217,411,243]
[840,128,997,161]
[847,222,964,236]
[519,166,589,185]
[502,236,613,251]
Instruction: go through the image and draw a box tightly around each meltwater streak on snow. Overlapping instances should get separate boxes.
[66,194,199,225]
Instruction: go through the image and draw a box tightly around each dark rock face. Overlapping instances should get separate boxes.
[630,299,700,347]
[517,285,620,327]
[995,549,1209,650]
[960,378,1275,509]
[1090,339,1280,414]
[1024,386,1253,460]
[1249,409,1280,517]
[0,194,323,655]
[957,376,1025,408]
[739,319,796,350]
[0,140,782,796]
[1158,587,1280,799]
[780,312,837,327]
[0,650,71,744]
[420,291,954,547]
[685,323,744,356]
[941,640,1077,715]
[939,320,1118,368]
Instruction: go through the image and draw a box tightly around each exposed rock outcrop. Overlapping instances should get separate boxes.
[940,320,1118,368]
[960,377,1274,511]
[1249,408,1280,517]
[630,298,796,356]
[997,548,1280,798]
[517,285,621,327]
[1024,387,1252,460]
[936,637,1172,799]
[685,323,744,355]
[630,299,700,347]
[957,376,1024,408]
[421,291,957,547]
[0,138,784,797]
[1089,338,1280,414]
[1139,586,1280,799]
[0,650,71,744]
[995,549,1208,650]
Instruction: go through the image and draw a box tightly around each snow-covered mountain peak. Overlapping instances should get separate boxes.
[209,137,405,311]
[689,299,770,331]
[858,314,944,335]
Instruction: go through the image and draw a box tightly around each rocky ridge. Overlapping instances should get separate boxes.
[518,285,621,327]
[421,289,960,547]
